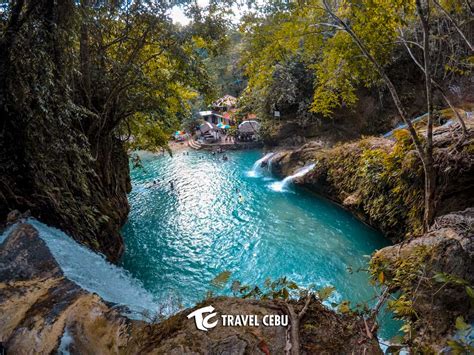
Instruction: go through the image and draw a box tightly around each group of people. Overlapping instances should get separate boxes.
[148,179,175,190]
[222,134,234,143]
[210,148,229,161]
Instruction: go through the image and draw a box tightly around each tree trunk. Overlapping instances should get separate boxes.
[423,157,437,231]
[417,0,436,230]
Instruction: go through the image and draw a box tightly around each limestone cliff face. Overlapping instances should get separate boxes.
[0,223,382,354]
[266,120,474,350]
[372,209,474,350]
[0,126,131,262]
[269,120,474,241]
[0,0,131,262]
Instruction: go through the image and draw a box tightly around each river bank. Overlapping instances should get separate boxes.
[260,118,474,350]
[0,219,382,354]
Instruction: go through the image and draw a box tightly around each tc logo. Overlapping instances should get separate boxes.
[187,305,218,331]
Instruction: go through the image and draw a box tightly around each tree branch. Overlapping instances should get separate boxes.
[433,0,473,51]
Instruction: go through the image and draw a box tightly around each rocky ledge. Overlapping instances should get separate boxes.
[265,121,474,350]
[0,223,381,354]
[269,121,474,241]
[372,208,474,350]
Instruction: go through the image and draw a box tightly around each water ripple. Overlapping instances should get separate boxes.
[121,150,397,336]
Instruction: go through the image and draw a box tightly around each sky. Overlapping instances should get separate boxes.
[169,0,244,26]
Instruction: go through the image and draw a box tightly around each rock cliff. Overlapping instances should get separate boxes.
[371,209,474,350]
[0,222,382,354]
[269,119,474,241]
[265,119,474,350]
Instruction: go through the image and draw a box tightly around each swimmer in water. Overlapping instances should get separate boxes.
[238,194,244,203]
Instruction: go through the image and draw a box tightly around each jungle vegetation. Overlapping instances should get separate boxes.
[0,0,232,254]
[0,0,472,351]
[237,0,472,230]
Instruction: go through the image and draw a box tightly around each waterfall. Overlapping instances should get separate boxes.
[3,219,160,319]
[247,152,275,177]
[267,154,276,172]
[270,163,315,192]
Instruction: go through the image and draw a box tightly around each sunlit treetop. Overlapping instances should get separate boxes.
[238,0,471,118]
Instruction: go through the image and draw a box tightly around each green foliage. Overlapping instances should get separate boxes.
[322,131,424,238]
[204,30,247,97]
[337,300,351,314]
[127,113,175,153]
[433,272,474,308]
[238,0,472,127]
[71,1,229,152]
[447,316,474,354]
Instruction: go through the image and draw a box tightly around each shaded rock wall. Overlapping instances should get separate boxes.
[0,223,382,354]
[0,0,131,261]
[269,120,474,241]
[371,209,474,350]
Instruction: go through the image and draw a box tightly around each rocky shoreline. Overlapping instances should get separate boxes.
[264,120,474,350]
[1,119,472,352]
[0,221,381,354]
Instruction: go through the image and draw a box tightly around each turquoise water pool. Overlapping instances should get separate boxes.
[122,149,397,337]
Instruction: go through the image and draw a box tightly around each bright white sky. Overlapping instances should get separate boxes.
[169,0,244,25]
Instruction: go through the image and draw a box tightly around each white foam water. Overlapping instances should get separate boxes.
[0,223,16,245]
[247,152,275,177]
[270,163,316,192]
[57,328,74,355]
[14,219,160,319]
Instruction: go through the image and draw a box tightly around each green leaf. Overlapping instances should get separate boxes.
[465,286,474,299]
[317,286,335,301]
[338,300,351,314]
[447,340,465,352]
[433,272,449,283]
[378,271,385,284]
[287,281,299,290]
[455,316,469,331]
[399,323,411,334]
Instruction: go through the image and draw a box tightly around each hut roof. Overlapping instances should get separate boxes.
[200,121,217,133]
[238,120,260,133]
[212,95,237,108]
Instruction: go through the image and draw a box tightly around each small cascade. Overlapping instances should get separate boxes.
[267,154,276,173]
[23,219,159,318]
[270,163,316,192]
[247,152,275,177]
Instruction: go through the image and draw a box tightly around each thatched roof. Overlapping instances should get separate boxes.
[200,121,217,133]
[212,95,237,108]
[238,120,260,133]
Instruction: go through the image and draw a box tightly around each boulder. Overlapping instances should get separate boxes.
[0,223,382,354]
[372,209,474,350]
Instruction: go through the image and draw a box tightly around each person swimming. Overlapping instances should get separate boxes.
[238,194,244,203]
